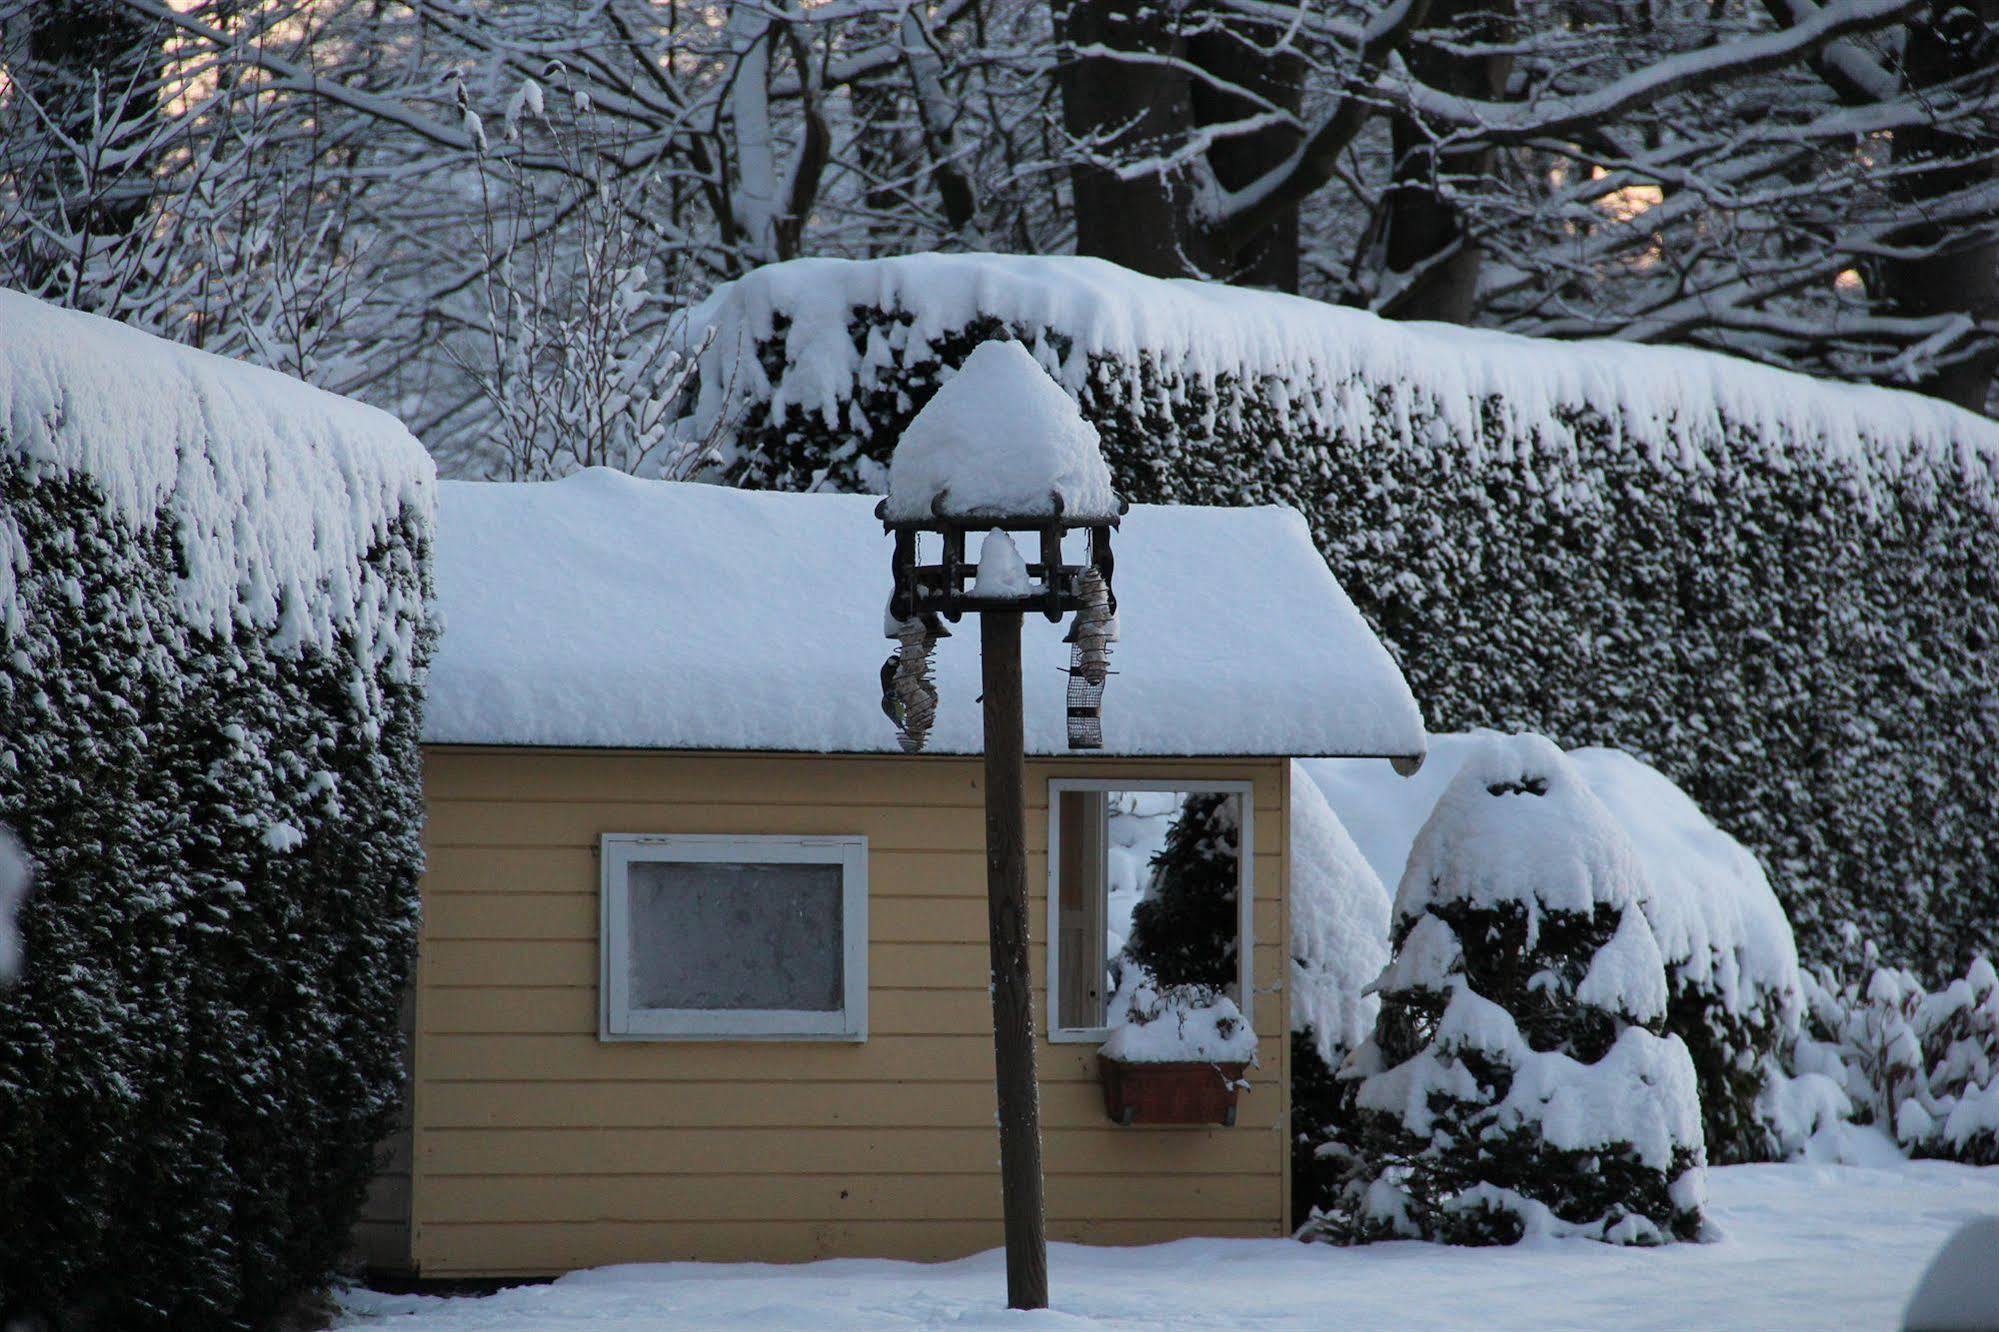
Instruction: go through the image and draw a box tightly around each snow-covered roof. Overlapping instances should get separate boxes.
[884,339,1119,522]
[424,470,1424,757]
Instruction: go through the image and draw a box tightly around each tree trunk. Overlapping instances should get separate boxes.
[979,611,1048,1311]
[1379,0,1516,322]
[1188,9,1305,291]
[1053,0,1208,277]
[1877,3,1999,413]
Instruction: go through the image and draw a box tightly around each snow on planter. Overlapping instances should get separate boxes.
[1100,970,1258,1065]
[669,250,1999,983]
[1306,735,1802,1163]
[0,291,434,1326]
[1318,734,1707,1247]
[422,471,1424,759]
[883,339,1117,521]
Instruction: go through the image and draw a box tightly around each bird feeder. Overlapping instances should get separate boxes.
[873,338,1126,1312]
[879,495,1121,751]
[878,340,1125,754]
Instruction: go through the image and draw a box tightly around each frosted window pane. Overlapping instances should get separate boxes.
[627,861,844,1012]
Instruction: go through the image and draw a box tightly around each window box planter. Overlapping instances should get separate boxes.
[1098,1053,1248,1126]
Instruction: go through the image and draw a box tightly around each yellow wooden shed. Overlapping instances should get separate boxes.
[357,470,1424,1280]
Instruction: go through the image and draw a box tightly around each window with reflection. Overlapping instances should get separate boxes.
[1048,782,1250,1039]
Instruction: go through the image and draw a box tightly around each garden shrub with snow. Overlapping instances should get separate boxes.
[1789,947,1999,1165]
[1312,735,1707,1247]
[0,293,434,1327]
[1309,736,1804,1164]
[671,253,1999,977]
[1285,768,1392,1225]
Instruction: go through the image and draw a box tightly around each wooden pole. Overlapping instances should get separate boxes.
[979,609,1048,1310]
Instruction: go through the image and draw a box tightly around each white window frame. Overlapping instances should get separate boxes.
[1045,778,1254,1044]
[599,833,868,1042]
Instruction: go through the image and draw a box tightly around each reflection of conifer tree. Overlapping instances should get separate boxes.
[1125,793,1238,992]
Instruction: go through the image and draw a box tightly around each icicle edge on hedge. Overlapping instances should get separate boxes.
[0,290,436,677]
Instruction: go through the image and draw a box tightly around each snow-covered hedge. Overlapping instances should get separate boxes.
[0,293,434,1327]
[672,254,1999,975]
[1308,735,1803,1164]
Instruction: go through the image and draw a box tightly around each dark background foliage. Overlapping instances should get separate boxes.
[0,463,430,1329]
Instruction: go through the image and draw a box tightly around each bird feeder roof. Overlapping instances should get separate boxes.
[423,469,1426,760]
[882,340,1120,523]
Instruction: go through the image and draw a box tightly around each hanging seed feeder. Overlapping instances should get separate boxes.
[879,487,1122,751]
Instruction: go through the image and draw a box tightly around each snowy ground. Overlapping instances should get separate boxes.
[339,1157,1996,1331]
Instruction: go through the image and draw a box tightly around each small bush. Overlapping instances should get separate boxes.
[1790,945,1999,1164]
[1314,735,1707,1246]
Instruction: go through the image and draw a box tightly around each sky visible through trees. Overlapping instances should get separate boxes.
[2,0,1994,474]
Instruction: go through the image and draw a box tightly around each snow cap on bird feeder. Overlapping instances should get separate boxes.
[877,339,1124,752]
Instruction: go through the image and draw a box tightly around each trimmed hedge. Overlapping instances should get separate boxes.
[675,256,1999,978]
[0,296,433,1328]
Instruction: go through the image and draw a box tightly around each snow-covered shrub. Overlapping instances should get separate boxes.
[1789,949,1999,1164]
[0,293,434,1327]
[1285,766,1391,1225]
[1100,969,1258,1065]
[1309,736,1804,1163]
[1124,792,1241,993]
[1316,735,1707,1247]
[672,254,1999,976]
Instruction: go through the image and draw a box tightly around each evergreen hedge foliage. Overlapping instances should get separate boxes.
[0,444,430,1320]
[696,298,1999,977]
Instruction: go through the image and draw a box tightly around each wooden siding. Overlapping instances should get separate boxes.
[405,747,1291,1278]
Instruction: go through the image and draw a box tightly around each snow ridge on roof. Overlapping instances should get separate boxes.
[423,470,1424,758]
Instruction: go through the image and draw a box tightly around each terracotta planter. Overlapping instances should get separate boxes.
[1097,1054,1248,1126]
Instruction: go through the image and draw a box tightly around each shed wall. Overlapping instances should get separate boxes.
[406,747,1290,1277]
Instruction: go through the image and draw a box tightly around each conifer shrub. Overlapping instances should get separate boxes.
[1313,734,1707,1245]
[1282,769,1393,1226]
[1308,740,1807,1167]
[674,255,1999,977]
[0,295,434,1328]
[1789,949,1999,1163]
